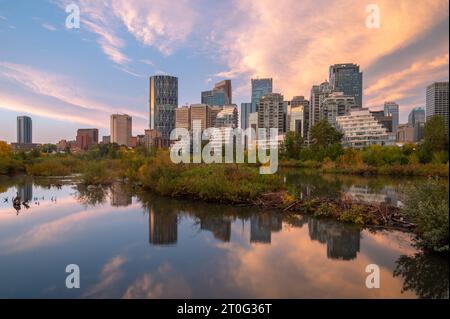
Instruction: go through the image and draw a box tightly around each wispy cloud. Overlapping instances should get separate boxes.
[140,59,154,67]
[114,65,145,78]
[57,0,197,64]
[41,23,57,31]
[210,0,449,105]
[0,15,7,21]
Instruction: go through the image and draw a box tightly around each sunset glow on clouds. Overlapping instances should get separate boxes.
[0,0,448,142]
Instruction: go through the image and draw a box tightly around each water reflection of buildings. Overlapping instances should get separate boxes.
[18,183,33,202]
[200,216,232,242]
[110,183,132,207]
[344,185,399,207]
[308,218,360,260]
[250,214,283,244]
[149,207,178,246]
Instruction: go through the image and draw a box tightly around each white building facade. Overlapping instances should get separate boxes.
[335,108,394,149]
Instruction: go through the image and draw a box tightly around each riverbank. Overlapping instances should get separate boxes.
[279,159,449,177]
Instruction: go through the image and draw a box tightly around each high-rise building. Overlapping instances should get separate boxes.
[251,78,273,113]
[214,80,232,105]
[110,114,132,147]
[201,80,232,106]
[309,81,333,135]
[291,96,309,138]
[408,107,426,125]
[329,63,363,107]
[289,106,304,137]
[240,102,252,129]
[175,106,191,130]
[76,128,98,150]
[321,92,357,126]
[190,104,209,131]
[17,116,32,144]
[214,105,238,128]
[384,102,399,132]
[426,82,449,128]
[201,90,225,106]
[408,107,426,142]
[208,106,222,128]
[257,93,284,134]
[335,109,393,149]
[149,75,178,140]
[370,110,393,133]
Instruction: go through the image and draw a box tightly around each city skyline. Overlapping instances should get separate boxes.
[0,0,449,143]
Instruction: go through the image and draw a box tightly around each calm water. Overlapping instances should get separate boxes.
[0,174,448,299]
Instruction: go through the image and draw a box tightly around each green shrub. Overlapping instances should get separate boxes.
[403,178,449,252]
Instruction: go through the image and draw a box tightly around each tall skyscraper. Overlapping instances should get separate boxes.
[426,82,449,128]
[240,102,252,129]
[149,75,178,140]
[201,80,232,106]
[251,78,273,113]
[408,107,426,142]
[110,114,132,147]
[384,102,399,132]
[408,107,426,125]
[329,63,363,107]
[257,93,284,134]
[17,116,32,144]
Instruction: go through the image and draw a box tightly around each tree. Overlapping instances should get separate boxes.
[418,116,449,163]
[282,131,303,159]
[309,120,343,147]
[0,141,11,157]
[423,116,448,152]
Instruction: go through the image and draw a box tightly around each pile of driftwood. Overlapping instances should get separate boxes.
[253,191,414,231]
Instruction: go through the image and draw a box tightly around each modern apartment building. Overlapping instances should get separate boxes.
[110,114,132,147]
[320,92,357,125]
[370,110,393,133]
[175,106,191,130]
[257,93,284,134]
[335,108,392,149]
[76,128,98,150]
[426,82,449,128]
[149,75,178,140]
[214,105,238,128]
[309,81,333,133]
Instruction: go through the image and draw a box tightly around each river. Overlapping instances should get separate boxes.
[0,172,448,298]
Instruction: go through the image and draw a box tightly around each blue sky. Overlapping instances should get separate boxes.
[0,0,448,143]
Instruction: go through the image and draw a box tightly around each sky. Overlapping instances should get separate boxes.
[0,0,448,143]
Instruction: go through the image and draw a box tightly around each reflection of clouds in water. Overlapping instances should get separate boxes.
[83,255,127,298]
[0,202,140,256]
[123,263,192,299]
[212,224,416,298]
